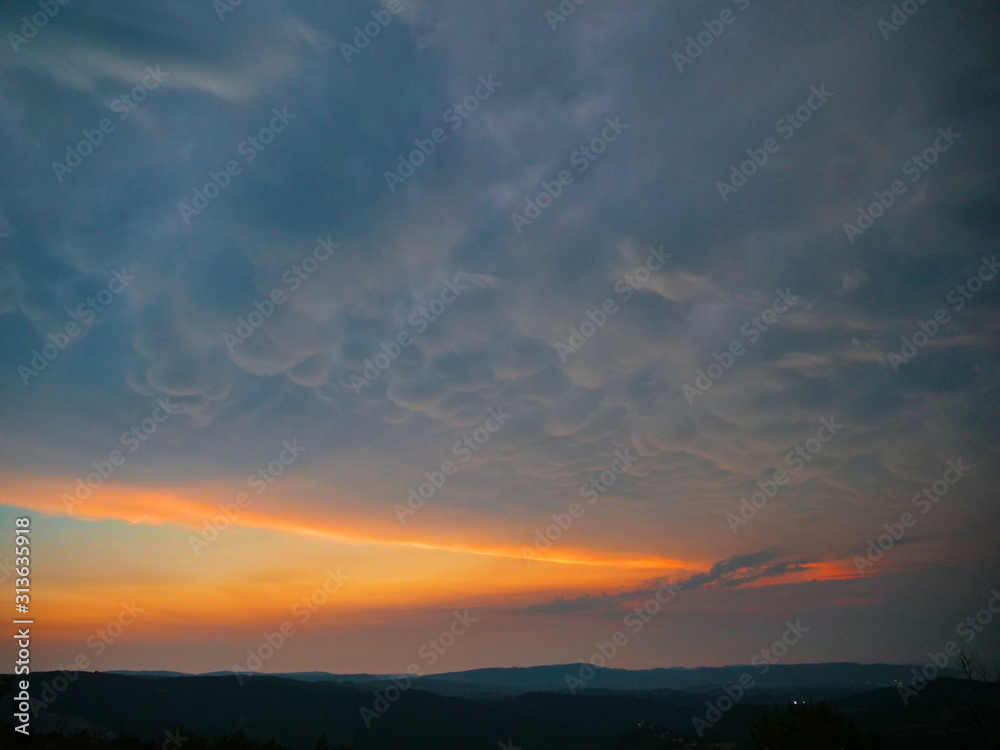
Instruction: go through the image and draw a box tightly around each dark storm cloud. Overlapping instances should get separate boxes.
[0,0,997,579]
[518,550,815,614]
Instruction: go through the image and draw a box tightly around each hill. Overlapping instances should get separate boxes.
[3,669,996,749]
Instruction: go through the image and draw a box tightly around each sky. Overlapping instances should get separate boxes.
[0,0,998,676]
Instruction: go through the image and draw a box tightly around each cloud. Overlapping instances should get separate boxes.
[0,0,997,652]
[518,551,819,614]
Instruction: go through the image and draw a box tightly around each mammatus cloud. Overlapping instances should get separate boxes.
[0,0,997,671]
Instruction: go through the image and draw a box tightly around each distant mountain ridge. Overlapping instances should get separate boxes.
[107,661,954,696]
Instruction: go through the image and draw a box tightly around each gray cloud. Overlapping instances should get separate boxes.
[0,0,997,592]
[518,550,817,615]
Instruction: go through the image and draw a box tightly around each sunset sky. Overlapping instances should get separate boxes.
[0,0,998,675]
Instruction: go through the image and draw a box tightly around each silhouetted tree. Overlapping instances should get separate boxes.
[945,651,1000,749]
[0,724,296,749]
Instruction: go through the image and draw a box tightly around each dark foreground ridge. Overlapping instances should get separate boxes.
[2,666,998,749]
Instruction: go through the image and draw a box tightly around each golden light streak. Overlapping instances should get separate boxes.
[1,477,700,573]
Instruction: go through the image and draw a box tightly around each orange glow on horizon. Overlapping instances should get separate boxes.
[2,476,700,572]
[2,475,861,656]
